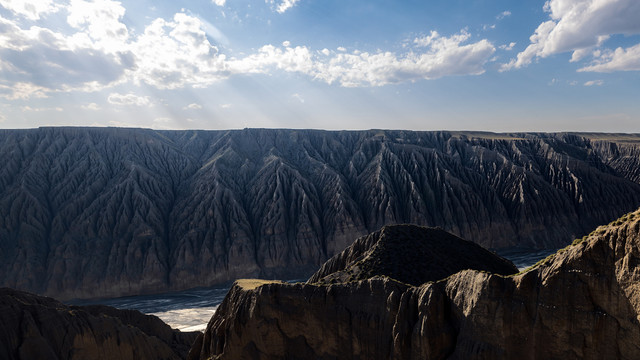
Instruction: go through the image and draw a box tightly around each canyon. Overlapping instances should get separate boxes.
[2,128,640,299]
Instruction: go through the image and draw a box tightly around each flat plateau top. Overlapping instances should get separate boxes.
[235,279,284,290]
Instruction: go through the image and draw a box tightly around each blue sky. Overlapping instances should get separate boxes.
[0,0,639,132]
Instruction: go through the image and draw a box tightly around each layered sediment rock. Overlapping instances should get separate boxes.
[3,128,640,299]
[0,287,199,360]
[191,211,640,359]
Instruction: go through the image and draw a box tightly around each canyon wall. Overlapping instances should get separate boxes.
[2,128,640,298]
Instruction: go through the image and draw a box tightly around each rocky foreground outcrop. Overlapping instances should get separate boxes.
[3,128,640,299]
[308,225,517,285]
[0,288,199,360]
[190,213,640,359]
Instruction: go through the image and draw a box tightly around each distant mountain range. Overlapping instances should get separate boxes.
[2,127,640,299]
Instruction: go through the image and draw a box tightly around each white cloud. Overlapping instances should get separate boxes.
[107,92,151,106]
[570,47,591,62]
[0,0,61,20]
[220,103,231,109]
[229,43,314,75]
[67,0,129,53]
[266,0,300,14]
[0,82,48,100]
[130,13,229,89]
[502,0,640,71]
[291,93,304,103]
[496,10,511,20]
[578,43,640,72]
[316,30,495,87]
[583,79,603,86]
[81,102,101,110]
[229,30,494,87]
[211,0,226,6]
[21,105,63,112]
[184,103,202,110]
[0,2,498,99]
[414,31,440,47]
[0,2,133,98]
[0,2,227,97]
[499,42,516,51]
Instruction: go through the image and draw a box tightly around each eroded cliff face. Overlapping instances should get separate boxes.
[2,128,640,299]
[0,288,199,360]
[190,210,640,360]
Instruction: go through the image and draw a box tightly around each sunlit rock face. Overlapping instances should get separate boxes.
[189,211,640,360]
[2,127,640,299]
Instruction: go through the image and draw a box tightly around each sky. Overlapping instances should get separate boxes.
[0,0,639,132]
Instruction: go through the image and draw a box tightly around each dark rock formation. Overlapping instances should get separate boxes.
[308,224,517,285]
[0,287,199,360]
[2,128,640,299]
[190,209,640,359]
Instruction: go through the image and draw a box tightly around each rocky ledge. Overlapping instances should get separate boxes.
[0,288,199,360]
[189,215,640,359]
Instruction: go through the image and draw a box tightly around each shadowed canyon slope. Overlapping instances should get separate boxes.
[2,128,640,299]
[190,211,640,360]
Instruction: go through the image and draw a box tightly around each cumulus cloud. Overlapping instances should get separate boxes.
[230,30,495,87]
[316,30,495,87]
[583,79,603,86]
[107,92,151,106]
[266,0,301,14]
[502,0,640,71]
[499,42,516,51]
[0,2,230,97]
[0,82,48,100]
[21,105,63,112]
[229,44,314,75]
[184,103,202,110]
[211,0,226,6]
[130,13,229,89]
[496,10,511,20]
[67,0,130,52]
[81,102,101,110]
[0,0,61,20]
[0,1,497,99]
[0,1,134,98]
[578,43,640,72]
